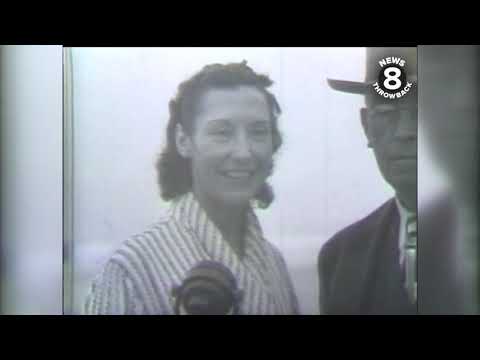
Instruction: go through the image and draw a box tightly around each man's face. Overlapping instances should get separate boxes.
[361,94,418,195]
[188,85,274,207]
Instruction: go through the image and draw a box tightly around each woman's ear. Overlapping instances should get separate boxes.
[175,123,193,158]
[360,108,374,148]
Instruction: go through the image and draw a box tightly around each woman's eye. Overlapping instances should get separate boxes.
[250,127,270,137]
[209,128,232,139]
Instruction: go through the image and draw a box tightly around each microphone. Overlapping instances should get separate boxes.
[172,260,242,315]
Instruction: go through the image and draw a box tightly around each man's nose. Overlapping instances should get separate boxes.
[395,109,417,140]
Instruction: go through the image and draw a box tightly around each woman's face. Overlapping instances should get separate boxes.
[188,85,274,207]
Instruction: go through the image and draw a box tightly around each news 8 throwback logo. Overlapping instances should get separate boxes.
[372,56,413,99]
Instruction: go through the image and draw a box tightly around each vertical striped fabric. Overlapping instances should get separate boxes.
[85,192,299,315]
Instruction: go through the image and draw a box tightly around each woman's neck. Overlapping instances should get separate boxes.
[193,191,248,256]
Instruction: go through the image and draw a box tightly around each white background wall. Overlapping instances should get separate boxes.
[70,47,397,314]
[0,45,63,314]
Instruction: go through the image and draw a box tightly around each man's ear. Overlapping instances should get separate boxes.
[360,108,373,148]
[175,123,193,158]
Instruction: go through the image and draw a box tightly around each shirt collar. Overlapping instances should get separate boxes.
[169,192,266,257]
[169,192,281,314]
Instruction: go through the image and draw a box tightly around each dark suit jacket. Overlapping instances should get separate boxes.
[318,198,416,315]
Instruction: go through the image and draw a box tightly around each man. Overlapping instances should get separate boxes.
[418,45,479,314]
[318,47,417,314]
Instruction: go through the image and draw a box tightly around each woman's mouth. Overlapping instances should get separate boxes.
[222,170,254,179]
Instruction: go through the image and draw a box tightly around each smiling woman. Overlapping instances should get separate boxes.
[84,61,299,315]
[175,86,275,249]
[68,47,381,315]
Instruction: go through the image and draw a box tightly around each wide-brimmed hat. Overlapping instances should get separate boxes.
[327,47,417,95]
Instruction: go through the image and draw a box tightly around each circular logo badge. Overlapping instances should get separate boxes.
[372,57,413,100]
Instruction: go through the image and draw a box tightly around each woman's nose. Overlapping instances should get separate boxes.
[231,131,253,159]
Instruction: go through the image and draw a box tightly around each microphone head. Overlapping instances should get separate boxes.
[173,261,240,315]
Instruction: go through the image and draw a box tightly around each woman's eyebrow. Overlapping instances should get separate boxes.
[206,117,270,124]
[205,118,231,125]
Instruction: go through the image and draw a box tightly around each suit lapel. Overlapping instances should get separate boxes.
[334,199,399,314]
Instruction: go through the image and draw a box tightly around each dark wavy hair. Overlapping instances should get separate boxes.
[156,61,283,208]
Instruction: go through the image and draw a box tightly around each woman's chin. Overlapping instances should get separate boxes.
[215,190,256,208]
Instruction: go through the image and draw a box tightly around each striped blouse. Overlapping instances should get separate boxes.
[85,192,299,315]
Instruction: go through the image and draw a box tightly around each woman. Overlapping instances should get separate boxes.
[85,61,299,315]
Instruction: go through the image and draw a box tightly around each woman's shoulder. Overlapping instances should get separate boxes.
[253,236,287,268]
[110,219,174,261]
[107,213,198,274]
[86,218,179,315]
